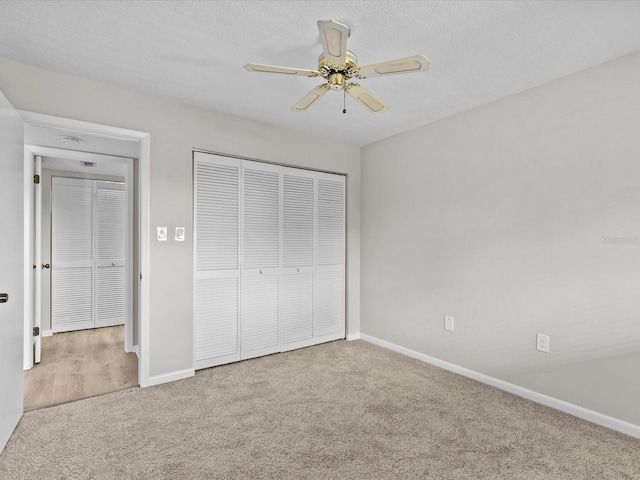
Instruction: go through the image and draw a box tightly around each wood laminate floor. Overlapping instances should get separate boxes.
[23,325,138,412]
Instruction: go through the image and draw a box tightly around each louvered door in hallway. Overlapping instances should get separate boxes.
[52,178,127,332]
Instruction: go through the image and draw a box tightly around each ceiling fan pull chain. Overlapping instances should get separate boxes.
[343,88,347,114]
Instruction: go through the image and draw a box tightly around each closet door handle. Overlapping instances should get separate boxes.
[42,263,50,269]
[259,269,263,274]
[297,268,300,272]
[111,262,117,266]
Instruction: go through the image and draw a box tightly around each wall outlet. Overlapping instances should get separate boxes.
[444,315,454,332]
[536,333,550,353]
[175,227,185,242]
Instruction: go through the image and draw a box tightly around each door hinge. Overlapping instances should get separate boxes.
[33,174,40,184]
[33,326,40,337]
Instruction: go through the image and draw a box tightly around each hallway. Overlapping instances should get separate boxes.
[24,326,138,411]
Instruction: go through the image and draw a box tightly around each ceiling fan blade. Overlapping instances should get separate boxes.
[244,63,320,77]
[358,55,430,78]
[317,20,349,65]
[346,84,390,114]
[291,84,330,112]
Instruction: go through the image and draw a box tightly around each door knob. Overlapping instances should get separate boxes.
[111,262,116,266]
[42,263,50,269]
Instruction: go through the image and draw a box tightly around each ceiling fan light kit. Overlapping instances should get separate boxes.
[244,19,430,115]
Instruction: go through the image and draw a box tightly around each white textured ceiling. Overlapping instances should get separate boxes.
[2,1,640,146]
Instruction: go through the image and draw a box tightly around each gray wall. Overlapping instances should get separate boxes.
[361,52,640,426]
[41,169,125,333]
[0,59,361,378]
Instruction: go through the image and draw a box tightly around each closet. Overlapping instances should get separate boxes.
[194,152,345,370]
[51,177,126,332]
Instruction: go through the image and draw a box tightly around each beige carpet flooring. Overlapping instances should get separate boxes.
[2,340,639,479]
[23,325,138,411]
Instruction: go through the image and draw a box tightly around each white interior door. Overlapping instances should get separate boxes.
[241,160,281,360]
[194,153,241,369]
[34,155,42,363]
[315,173,346,343]
[51,177,94,332]
[0,88,25,452]
[95,181,126,328]
[280,167,316,351]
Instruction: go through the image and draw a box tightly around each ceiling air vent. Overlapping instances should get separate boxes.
[81,161,96,167]
[59,135,81,144]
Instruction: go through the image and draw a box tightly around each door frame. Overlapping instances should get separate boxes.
[20,111,152,388]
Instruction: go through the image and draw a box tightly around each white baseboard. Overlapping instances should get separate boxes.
[360,333,640,440]
[145,368,194,387]
[346,332,361,341]
[41,330,53,337]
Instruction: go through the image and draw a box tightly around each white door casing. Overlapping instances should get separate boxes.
[20,112,150,387]
[0,88,25,452]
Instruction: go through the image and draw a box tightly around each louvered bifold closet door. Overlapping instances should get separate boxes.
[194,153,241,369]
[95,181,126,328]
[316,172,346,343]
[280,167,316,351]
[52,177,94,332]
[241,160,281,360]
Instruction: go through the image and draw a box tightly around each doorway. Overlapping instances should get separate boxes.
[21,111,152,406]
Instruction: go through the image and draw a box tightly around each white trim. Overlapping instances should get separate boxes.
[124,160,134,354]
[23,148,34,371]
[20,110,151,388]
[146,368,194,387]
[29,146,134,350]
[23,145,131,164]
[34,155,42,364]
[346,332,360,341]
[138,134,150,387]
[131,344,139,359]
[360,333,640,440]
[41,329,53,337]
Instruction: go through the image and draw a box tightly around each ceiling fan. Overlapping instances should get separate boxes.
[244,20,430,115]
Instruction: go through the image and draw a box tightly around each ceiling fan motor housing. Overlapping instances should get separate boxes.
[318,50,359,90]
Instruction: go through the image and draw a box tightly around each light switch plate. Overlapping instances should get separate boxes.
[157,226,167,242]
[444,315,454,332]
[175,227,185,242]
